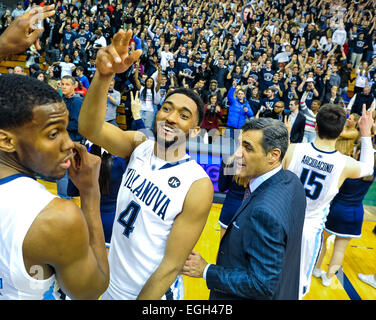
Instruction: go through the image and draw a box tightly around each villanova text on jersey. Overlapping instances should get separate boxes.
[123,168,171,220]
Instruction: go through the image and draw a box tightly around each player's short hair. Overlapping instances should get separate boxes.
[0,74,63,130]
[242,118,289,161]
[164,87,205,126]
[315,104,346,140]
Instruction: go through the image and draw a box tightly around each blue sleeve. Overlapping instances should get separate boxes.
[82,77,90,89]
[134,118,145,130]
[133,35,142,50]
[69,98,83,131]
[227,86,236,104]
[244,102,254,117]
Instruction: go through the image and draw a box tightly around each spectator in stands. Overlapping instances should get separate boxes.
[105,78,121,127]
[348,86,376,115]
[201,94,223,144]
[76,66,90,90]
[13,65,25,75]
[11,2,24,20]
[226,80,253,130]
[53,54,75,78]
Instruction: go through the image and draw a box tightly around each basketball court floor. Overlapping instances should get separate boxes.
[39,179,376,300]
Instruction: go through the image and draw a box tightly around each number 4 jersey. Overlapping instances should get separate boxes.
[103,139,209,300]
[287,142,348,228]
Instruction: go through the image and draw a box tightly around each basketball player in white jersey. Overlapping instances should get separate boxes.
[78,29,214,300]
[282,103,375,299]
[0,6,109,300]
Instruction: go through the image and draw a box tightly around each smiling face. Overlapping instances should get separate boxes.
[10,102,74,179]
[154,93,200,151]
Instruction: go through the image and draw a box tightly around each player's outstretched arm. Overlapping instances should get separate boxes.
[137,178,214,300]
[78,29,144,158]
[342,104,375,182]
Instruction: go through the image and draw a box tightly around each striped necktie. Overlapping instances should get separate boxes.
[242,184,251,202]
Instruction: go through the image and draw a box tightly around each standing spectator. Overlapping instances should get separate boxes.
[348,86,375,115]
[57,75,85,199]
[54,55,76,78]
[288,100,306,143]
[298,77,319,110]
[226,81,253,130]
[201,94,223,144]
[134,61,162,129]
[105,78,121,127]
[11,2,24,20]
[209,56,228,97]
[354,62,371,95]
[76,66,90,90]
[350,33,368,68]
[335,113,360,156]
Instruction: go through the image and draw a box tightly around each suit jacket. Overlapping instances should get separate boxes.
[290,112,306,143]
[206,169,306,300]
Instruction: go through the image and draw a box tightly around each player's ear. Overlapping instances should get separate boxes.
[0,130,17,153]
[189,126,201,139]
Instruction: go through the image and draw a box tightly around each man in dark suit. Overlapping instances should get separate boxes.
[182,118,306,300]
[288,100,306,143]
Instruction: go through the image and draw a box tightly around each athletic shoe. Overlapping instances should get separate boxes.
[321,272,332,287]
[358,273,376,289]
[312,268,323,278]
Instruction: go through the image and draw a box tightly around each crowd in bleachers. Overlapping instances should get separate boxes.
[1,0,376,300]
[1,0,376,135]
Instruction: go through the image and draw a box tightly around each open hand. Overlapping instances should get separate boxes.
[96,29,142,77]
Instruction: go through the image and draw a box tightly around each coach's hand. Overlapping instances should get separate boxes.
[0,5,55,57]
[96,29,142,77]
[182,250,208,279]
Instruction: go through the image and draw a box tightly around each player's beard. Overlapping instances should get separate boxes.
[153,122,189,151]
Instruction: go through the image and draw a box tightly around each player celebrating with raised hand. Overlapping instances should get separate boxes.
[78,29,213,300]
[282,103,375,299]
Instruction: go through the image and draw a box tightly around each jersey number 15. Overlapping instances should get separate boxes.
[300,168,327,200]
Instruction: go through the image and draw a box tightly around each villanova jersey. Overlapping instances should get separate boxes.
[288,143,348,298]
[0,174,61,300]
[103,139,209,299]
[288,143,348,227]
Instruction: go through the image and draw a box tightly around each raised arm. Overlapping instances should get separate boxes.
[78,29,144,159]
[341,104,375,183]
